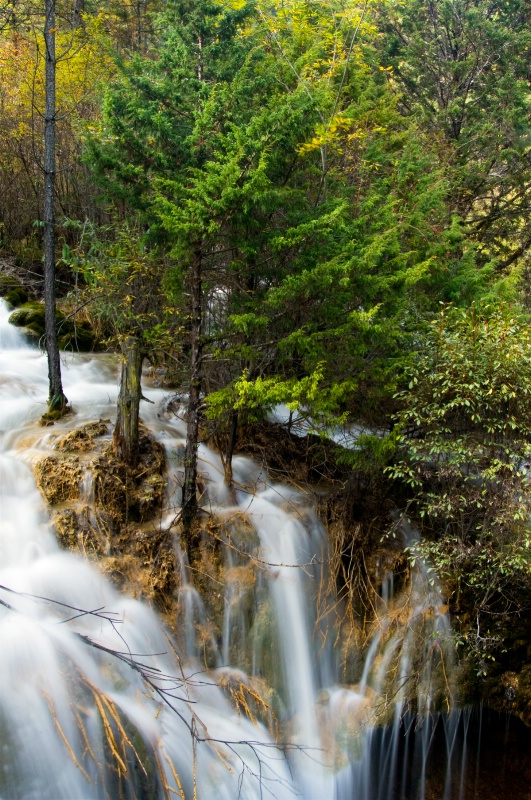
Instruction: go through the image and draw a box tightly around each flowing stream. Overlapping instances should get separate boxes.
[0,299,478,799]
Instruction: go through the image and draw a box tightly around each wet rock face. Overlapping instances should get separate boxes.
[55,421,109,453]
[54,506,106,556]
[34,421,177,619]
[92,432,166,526]
[34,455,84,504]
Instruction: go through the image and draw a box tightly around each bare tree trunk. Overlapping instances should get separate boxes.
[113,336,144,467]
[182,246,203,535]
[72,0,85,29]
[44,0,67,413]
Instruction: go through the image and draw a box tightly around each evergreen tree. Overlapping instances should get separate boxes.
[89,0,325,534]
[211,44,481,431]
[378,0,531,272]
[89,0,485,502]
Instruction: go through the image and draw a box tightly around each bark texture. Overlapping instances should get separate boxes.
[223,408,238,488]
[72,0,85,28]
[44,0,67,412]
[113,336,144,467]
[182,247,203,535]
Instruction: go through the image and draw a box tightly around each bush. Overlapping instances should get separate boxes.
[388,305,531,668]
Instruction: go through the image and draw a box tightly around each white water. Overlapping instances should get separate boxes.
[0,300,464,799]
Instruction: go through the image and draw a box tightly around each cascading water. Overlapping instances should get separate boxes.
[0,298,476,799]
[0,301,296,800]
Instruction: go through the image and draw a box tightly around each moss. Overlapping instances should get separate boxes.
[107,526,177,611]
[34,455,84,504]
[33,423,176,620]
[4,287,28,306]
[55,421,109,453]
[92,430,166,526]
[0,274,27,305]
[8,301,49,337]
[9,301,96,351]
[39,407,72,426]
[54,507,106,556]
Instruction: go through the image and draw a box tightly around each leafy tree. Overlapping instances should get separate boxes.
[88,0,492,522]
[0,2,115,246]
[214,43,482,432]
[378,0,531,272]
[88,0,327,531]
[70,223,173,465]
[388,305,531,667]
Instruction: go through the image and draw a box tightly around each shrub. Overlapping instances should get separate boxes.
[388,305,531,668]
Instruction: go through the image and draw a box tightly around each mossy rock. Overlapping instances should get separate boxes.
[55,421,109,453]
[0,274,28,306]
[58,320,96,352]
[39,406,72,426]
[4,286,28,307]
[54,507,107,556]
[9,301,49,337]
[93,431,166,525]
[9,301,96,351]
[107,525,177,611]
[34,455,84,504]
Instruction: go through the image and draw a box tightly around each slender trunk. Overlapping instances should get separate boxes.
[113,335,144,467]
[136,0,145,50]
[223,408,238,487]
[181,32,207,537]
[72,0,85,29]
[182,246,203,535]
[44,0,67,413]
[197,34,203,82]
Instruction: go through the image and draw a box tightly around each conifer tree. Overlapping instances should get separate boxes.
[89,0,324,534]
[89,0,484,521]
[378,0,531,271]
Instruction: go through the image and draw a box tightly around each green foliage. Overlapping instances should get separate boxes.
[388,305,531,660]
[62,221,178,352]
[217,59,485,425]
[378,0,531,272]
[87,0,502,432]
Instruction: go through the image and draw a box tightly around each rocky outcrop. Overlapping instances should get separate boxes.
[34,421,176,621]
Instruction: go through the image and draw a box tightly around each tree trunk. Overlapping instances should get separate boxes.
[72,0,85,29]
[113,336,144,467]
[181,246,203,535]
[223,408,238,488]
[44,0,67,413]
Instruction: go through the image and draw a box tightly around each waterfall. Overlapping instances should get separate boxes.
[0,298,480,799]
